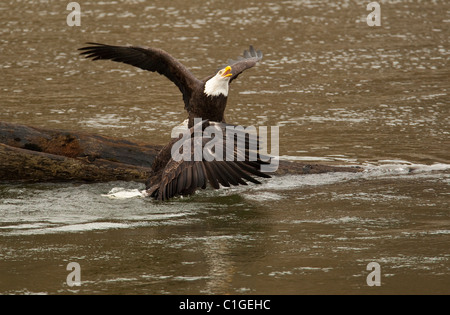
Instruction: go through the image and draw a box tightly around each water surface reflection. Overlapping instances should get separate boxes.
[0,0,449,294]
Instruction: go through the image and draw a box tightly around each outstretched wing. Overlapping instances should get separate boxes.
[147,121,272,201]
[79,42,201,107]
[225,45,263,84]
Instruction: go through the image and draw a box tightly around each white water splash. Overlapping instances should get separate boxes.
[363,162,450,174]
[102,187,147,199]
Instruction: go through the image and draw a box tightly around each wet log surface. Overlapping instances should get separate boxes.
[0,121,362,183]
[0,143,153,182]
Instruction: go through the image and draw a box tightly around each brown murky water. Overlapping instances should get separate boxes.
[0,0,449,294]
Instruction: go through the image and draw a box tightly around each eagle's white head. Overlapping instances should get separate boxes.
[204,66,232,97]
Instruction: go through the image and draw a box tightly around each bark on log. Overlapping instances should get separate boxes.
[0,121,161,168]
[0,143,152,182]
[0,121,361,183]
[0,121,160,182]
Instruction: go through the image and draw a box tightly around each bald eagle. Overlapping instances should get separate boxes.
[79,43,270,200]
[79,43,262,128]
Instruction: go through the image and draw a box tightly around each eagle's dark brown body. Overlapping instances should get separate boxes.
[188,88,228,127]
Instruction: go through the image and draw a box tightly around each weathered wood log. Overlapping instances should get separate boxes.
[0,121,361,183]
[0,121,162,168]
[0,121,161,182]
[0,143,152,182]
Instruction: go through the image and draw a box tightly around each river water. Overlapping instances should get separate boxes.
[0,0,449,294]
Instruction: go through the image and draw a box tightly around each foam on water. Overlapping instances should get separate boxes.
[101,161,450,201]
[102,187,147,199]
[368,162,450,173]
[1,161,447,236]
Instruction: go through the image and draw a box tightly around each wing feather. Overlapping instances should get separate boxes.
[148,120,273,200]
[225,45,263,84]
[204,162,220,189]
[79,42,201,107]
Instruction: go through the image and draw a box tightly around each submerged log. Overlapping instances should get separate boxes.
[276,160,361,175]
[0,121,361,183]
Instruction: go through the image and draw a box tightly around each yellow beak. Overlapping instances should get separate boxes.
[221,66,232,77]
